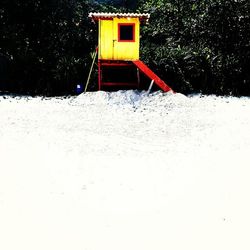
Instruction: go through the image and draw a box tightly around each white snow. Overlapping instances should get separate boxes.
[1,90,250,250]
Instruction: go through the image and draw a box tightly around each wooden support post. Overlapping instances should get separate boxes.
[147,79,154,95]
[84,49,97,93]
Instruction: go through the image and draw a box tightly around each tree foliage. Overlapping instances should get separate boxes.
[0,0,97,95]
[0,0,249,95]
[139,0,250,95]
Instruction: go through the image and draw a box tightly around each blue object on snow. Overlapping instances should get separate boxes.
[76,84,83,94]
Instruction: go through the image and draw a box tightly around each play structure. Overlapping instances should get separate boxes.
[88,12,173,92]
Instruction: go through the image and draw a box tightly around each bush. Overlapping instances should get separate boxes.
[139,0,250,96]
[0,0,97,95]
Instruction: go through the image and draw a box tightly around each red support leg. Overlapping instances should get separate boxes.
[98,60,101,91]
[137,68,140,89]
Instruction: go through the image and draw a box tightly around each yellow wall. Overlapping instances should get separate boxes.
[98,17,140,60]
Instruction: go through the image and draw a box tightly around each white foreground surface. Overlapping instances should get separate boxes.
[1,91,250,250]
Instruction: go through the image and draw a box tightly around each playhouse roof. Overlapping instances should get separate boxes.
[88,12,150,23]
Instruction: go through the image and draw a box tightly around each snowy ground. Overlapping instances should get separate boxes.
[1,90,250,250]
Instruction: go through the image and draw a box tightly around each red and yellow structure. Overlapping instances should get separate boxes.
[88,12,173,92]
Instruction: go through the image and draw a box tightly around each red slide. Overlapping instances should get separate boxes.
[133,60,172,92]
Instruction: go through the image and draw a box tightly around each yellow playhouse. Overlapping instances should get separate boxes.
[88,12,172,92]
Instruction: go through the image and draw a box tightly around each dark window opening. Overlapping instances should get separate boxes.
[118,24,135,42]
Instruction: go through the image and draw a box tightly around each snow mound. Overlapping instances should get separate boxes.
[1,90,250,250]
[71,90,144,107]
[71,90,187,111]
